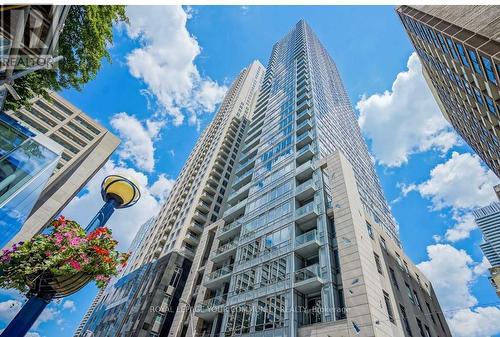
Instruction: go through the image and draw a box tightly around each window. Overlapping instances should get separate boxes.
[400,305,413,336]
[481,55,498,84]
[485,96,497,114]
[413,290,423,311]
[395,253,404,269]
[467,49,483,75]
[473,87,484,105]
[446,37,458,60]
[374,253,383,275]
[424,325,432,337]
[366,222,374,239]
[417,318,425,337]
[390,268,399,290]
[255,294,286,331]
[169,266,182,287]
[405,282,415,304]
[383,291,395,323]
[455,42,470,68]
[426,302,437,325]
[380,236,387,250]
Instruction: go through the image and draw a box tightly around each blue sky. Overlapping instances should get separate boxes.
[1,5,499,337]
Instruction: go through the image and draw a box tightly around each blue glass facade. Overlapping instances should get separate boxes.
[0,113,61,248]
[205,20,399,337]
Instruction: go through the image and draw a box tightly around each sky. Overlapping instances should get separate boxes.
[1,5,500,337]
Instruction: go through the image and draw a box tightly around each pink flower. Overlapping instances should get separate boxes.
[95,275,109,282]
[68,260,81,271]
[69,237,84,247]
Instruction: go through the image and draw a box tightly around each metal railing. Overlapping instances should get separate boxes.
[295,264,320,282]
[295,229,318,246]
[206,265,233,281]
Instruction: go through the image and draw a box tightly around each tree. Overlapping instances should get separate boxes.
[4,5,128,111]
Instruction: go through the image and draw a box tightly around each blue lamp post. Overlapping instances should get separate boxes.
[0,175,140,337]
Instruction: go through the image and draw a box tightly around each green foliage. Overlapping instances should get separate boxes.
[4,5,127,111]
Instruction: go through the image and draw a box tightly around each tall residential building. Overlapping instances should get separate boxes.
[3,91,119,247]
[0,112,62,247]
[396,5,500,177]
[474,186,500,297]
[73,217,156,337]
[168,20,451,337]
[77,61,265,337]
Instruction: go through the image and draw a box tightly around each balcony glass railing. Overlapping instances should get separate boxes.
[296,131,312,144]
[295,230,318,246]
[297,144,314,157]
[296,202,317,218]
[206,265,233,281]
[233,169,254,186]
[297,119,312,131]
[215,241,238,255]
[219,220,242,235]
[223,199,246,217]
[296,179,316,194]
[295,264,320,282]
[198,294,227,311]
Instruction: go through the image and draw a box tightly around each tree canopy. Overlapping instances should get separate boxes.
[4,5,127,111]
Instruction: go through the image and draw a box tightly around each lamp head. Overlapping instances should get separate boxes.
[101,174,140,208]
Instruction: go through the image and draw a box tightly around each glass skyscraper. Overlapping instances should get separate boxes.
[80,20,451,337]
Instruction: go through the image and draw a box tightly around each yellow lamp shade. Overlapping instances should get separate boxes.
[101,175,140,208]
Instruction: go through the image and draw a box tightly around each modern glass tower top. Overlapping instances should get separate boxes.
[261,20,398,242]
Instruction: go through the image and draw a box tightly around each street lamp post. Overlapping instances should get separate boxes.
[0,175,140,337]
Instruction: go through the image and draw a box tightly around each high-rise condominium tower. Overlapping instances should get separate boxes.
[77,61,265,337]
[3,92,119,247]
[168,20,451,337]
[396,5,500,178]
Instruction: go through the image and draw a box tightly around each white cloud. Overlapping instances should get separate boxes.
[444,213,477,242]
[110,112,164,172]
[417,244,500,337]
[62,160,172,250]
[415,152,499,211]
[0,299,57,329]
[447,307,500,337]
[125,6,227,127]
[473,256,491,277]
[62,300,76,312]
[25,333,41,337]
[417,244,477,310]
[150,174,175,203]
[0,299,22,323]
[401,151,498,242]
[357,52,459,167]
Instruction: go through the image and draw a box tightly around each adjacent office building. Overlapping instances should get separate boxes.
[77,61,265,337]
[3,91,119,246]
[166,20,450,337]
[474,185,500,297]
[0,112,62,247]
[396,5,500,177]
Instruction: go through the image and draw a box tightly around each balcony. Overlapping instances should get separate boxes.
[195,295,227,320]
[232,169,254,190]
[222,199,246,221]
[295,202,319,224]
[196,200,211,213]
[242,136,259,153]
[296,108,312,123]
[294,264,324,293]
[183,231,200,246]
[226,182,251,205]
[295,230,320,257]
[297,119,313,135]
[200,190,215,203]
[297,91,311,105]
[296,161,314,180]
[297,99,312,114]
[295,179,318,201]
[204,265,233,289]
[212,240,238,263]
[235,156,255,176]
[296,131,313,148]
[193,210,208,223]
[217,220,242,241]
[188,222,204,234]
[296,144,315,164]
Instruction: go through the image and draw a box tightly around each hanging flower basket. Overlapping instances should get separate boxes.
[0,216,129,298]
